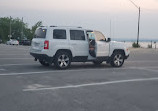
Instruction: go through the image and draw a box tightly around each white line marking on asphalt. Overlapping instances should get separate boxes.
[135,66,158,69]
[0,58,32,60]
[0,70,61,76]
[127,60,158,63]
[0,66,158,76]
[135,67,158,73]
[0,69,107,76]
[0,54,29,55]
[0,49,29,51]
[0,63,37,66]
[0,67,129,76]
[127,67,158,73]
[126,66,158,70]
[23,77,158,92]
[0,51,28,53]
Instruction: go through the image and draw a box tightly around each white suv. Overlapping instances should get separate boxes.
[30,26,130,69]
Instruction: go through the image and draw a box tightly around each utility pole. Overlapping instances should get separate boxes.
[129,0,140,47]
[154,42,156,49]
[9,16,12,39]
[137,7,140,47]
[110,19,111,38]
[21,17,23,40]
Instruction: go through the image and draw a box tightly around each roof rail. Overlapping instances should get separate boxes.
[50,25,57,27]
[39,26,46,27]
[49,26,82,28]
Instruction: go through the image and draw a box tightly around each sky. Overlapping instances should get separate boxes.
[0,0,158,41]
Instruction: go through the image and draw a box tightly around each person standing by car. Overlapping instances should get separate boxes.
[87,32,96,57]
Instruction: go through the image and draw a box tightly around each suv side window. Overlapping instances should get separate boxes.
[53,29,66,39]
[70,30,85,40]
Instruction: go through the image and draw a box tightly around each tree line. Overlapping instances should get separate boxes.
[0,17,42,42]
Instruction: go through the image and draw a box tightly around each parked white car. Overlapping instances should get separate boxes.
[30,26,130,69]
[6,39,19,45]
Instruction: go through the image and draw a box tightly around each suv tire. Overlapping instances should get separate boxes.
[110,51,125,67]
[54,51,71,69]
[39,60,49,66]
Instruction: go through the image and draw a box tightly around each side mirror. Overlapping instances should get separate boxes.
[107,38,111,42]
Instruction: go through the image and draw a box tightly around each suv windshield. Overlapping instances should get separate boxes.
[34,28,47,38]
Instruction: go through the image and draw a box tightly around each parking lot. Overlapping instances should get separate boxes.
[0,44,158,111]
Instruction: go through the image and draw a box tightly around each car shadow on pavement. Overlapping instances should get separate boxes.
[42,63,112,70]
[29,62,115,71]
[69,63,112,70]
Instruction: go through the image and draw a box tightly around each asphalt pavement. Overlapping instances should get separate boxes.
[0,44,158,111]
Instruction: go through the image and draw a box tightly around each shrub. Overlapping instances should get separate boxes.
[148,44,152,48]
[132,42,140,48]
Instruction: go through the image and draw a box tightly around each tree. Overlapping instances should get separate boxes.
[0,17,42,42]
[0,17,10,42]
[0,17,29,42]
[29,21,42,40]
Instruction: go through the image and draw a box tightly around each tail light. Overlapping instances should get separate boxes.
[44,40,49,49]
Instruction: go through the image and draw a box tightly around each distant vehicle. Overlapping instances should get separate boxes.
[0,39,2,44]
[6,39,19,45]
[19,40,31,46]
[30,26,130,69]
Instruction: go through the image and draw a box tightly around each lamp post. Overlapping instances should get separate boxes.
[129,0,140,47]
[9,16,12,39]
[154,42,156,49]
[21,17,24,40]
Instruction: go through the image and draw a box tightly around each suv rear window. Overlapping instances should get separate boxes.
[53,29,66,39]
[34,28,47,38]
[70,30,85,40]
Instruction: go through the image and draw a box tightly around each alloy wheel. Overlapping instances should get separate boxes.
[113,54,124,67]
[57,54,70,68]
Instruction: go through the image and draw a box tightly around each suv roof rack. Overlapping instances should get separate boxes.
[49,26,82,28]
[40,26,46,27]
[50,25,57,27]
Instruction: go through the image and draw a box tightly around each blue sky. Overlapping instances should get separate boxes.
[0,0,158,40]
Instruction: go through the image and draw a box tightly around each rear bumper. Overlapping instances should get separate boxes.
[30,53,54,63]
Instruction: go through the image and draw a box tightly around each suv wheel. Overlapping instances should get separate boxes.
[110,51,124,67]
[39,60,49,66]
[54,51,71,69]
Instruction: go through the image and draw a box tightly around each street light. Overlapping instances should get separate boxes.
[9,16,12,39]
[21,17,24,40]
[129,0,140,47]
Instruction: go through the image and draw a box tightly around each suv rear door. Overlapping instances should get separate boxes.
[69,30,89,56]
